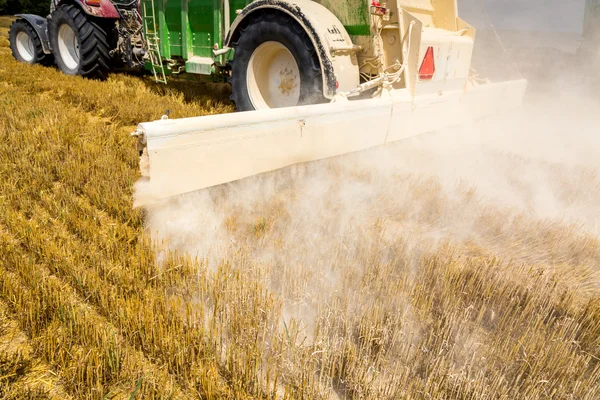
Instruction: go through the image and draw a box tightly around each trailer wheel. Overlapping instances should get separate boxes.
[230,11,325,111]
[49,4,113,79]
[9,20,52,65]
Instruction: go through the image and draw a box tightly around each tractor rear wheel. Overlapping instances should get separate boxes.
[9,20,52,65]
[229,11,325,111]
[49,4,113,79]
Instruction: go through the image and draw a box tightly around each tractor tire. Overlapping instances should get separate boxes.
[229,11,326,111]
[9,20,52,65]
[49,4,113,79]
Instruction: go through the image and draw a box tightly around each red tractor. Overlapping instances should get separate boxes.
[9,0,144,79]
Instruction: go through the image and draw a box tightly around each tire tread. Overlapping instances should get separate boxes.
[229,11,325,111]
[49,4,113,80]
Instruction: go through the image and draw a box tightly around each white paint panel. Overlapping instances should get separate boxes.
[416,27,474,93]
[140,98,392,198]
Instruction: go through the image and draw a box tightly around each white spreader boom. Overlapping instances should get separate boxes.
[133,79,527,200]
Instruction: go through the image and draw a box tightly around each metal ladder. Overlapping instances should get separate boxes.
[142,0,167,84]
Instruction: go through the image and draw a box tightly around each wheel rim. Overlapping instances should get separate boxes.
[57,24,80,70]
[16,31,35,62]
[247,41,301,109]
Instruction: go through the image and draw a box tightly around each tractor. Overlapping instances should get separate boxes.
[9,0,145,79]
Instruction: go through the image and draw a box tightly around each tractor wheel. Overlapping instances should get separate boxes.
[229,11,326,111]
[49,4,113,79]
[9,20,52,65]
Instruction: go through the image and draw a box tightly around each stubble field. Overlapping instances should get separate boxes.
[1,18,600,399]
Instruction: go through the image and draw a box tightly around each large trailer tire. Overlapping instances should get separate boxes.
[229,10,325,111]
[9,20,52,66]
[49,4,113,79]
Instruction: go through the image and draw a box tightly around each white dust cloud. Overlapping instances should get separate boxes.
[138,79,600,323]
[136,49,600,397]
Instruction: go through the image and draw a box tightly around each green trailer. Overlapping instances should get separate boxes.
[140,0,375,110]
[139,0,370,78]
[139,0,244,81]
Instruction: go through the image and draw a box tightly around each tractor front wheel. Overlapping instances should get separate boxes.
[49,4,113,79]
[229,11,325,111]
[9,20,52,65]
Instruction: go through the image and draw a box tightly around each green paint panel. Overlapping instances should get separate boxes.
[158,4,170,59]
[141,0,223,67]
[181,0,191,58]
[315,0,370,35]
[229,0,252,28]
[344,24,370,36]
[188,0,214,57]
[165,0,183,56]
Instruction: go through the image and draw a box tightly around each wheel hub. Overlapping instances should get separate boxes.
[247,41,301,109]
[57,24,80,70]
[16,31,35,62]
[278,67,298,95]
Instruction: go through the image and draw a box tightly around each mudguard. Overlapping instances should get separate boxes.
[225,0,360,99]
[55,0,120,19]
[15,14,51,54]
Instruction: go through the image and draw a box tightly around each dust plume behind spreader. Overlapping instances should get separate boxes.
[130,0,528,201]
